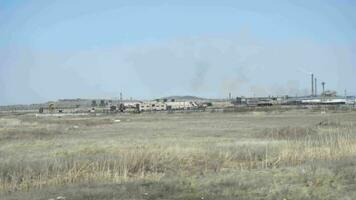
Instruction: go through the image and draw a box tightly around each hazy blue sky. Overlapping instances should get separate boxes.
[0,0,355,105]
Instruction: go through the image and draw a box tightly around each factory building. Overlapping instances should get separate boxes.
[165,101,198,110]
[233,95,355,107]
[139,102,167,111]
[135,100,199,112]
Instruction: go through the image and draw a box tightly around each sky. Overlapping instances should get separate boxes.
[0,0,355,105]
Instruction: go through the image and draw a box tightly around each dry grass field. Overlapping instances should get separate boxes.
[1,110,356,199]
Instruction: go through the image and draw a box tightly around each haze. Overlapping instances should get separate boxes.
[0,0,355,105]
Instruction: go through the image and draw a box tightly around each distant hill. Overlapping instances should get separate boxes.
[159,95,207,101]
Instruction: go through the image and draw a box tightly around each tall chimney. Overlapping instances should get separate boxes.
[314,78,317,96]
[311,74,314,96]
[321,82,325,94]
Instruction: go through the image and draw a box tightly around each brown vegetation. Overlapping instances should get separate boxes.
[1,111,356,199]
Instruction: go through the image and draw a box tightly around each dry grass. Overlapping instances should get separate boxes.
[279,132,356,165]
[0,127,66,141]
[1,128,355,192]
[1,111,356,199]
[261,126,317,140]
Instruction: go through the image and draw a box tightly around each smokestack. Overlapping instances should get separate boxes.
[321,82,325,94]
[314,78,317,96]
[120,92,123,102]
[311,73,314,96]
[229,92,232,100]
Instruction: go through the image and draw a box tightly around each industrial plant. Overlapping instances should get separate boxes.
[0,73,354,115]
[233,73,354,107]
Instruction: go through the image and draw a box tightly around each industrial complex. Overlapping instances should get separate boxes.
[0,73,354,115]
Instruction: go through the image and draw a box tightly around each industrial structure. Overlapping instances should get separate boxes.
[232,72,355,107]
[4,72,352,115]
[233,95,355,107]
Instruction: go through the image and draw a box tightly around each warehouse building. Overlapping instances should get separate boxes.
[138,102,167,111]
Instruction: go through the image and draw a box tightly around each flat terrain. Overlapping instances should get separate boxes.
[1,110,356,199]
